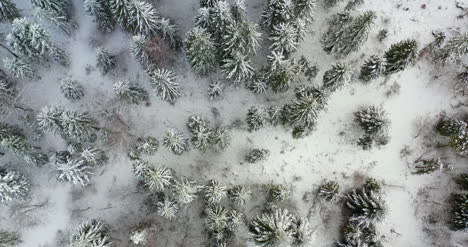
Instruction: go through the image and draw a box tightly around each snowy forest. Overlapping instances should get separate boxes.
[0,0,467,246]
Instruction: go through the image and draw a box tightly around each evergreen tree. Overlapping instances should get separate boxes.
[436,117,467,137]
[248,74,268,94]
[455,173,468,191]
[84,0,115,33]
[129,224,150,245]
[270,22,299,56]
[209,127,231,150]
[0,230,21,246]
[60,78,84,101]
[200,0,219,8]
[56,158,93,186]
[208,1,234,45]
[49,45,69,66]
[7,18,52,61]
[184,27,218,75]
[229,184,252,206]
[80,147,107,166]
[322,62,352,93]
[261,0,294,30]
[70,219,111,247]
[337,220,382,247]
[249,208,295,247]
[131,136,159,156]
[458,66,468,86]
[266,52,299,93]
[449,128,468,156]
[224,20,261,55]
[246,105,269,131]
[359,55,385,82]
[345,188,386,226]
[96,48,117,74]
[222,51,254,85]
[345,0,364,10]
[0,169,30,203]
[130,35,151,69]
[187,115,208,133]
[354,106,389,136]
[157,18,179,48]
[264,183,290,202]
[157,197,179,220]
[283,93,323,130]
[451,193,468,231]
[0,0,19,22]
[208,81,224,100]
[0,70,16,98]
[190,125,213,151]
[132,160,172,191]
[0,132,31,156]
[3,58,36,79]
[293,0,317,23]
[246,148,270,163]
[205,205,229,232]
[413,157,446,174]
[110,0,159,36]
[24,152,49,167]
[36,106,63,134]
[321,11,353,54]
[292,218,312,246]
[148,69,180,103]
[162,129,189,155]
[317,180,340,202]
[323,0,343,8]
[268,105,283,126]
[173,177,202,204]
[433,32,468,64]
[113,80,149,104]
[30,0,76,34]
[383,39,418,75]
[204,179,227,204]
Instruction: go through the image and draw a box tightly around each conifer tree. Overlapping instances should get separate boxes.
[283,93,323,131]
[113,80,148,104]
[317,180,340,202]
[131,136,159,157]
[208,81,224,100]
[204,179,227,204]
[157,18,179,48]
[184,27,218,75]
[323,0,343,8]
[205,205,229,233]
[24,152,49,167]
[0,230,21,246]
[359,55,385,82]
[449,129,468,156]
[246,105,269,131]
[354,106,389,137]
[268,105,283,126]
[338,11,375,55]
[110,0,159,36]
[3,58,36,79]
[133,160,172,191]
[345,188,386,226]
[84,0,115,33]
[60,78,84,101]
[0,0,19,22]
[433,32,468,64]
[337,221,382,247]
[246,148,270,163]
[224,19,261,55]
[173,177,202,204]
[30,0,76,34]
[55,158,93,186]
[0,169,30,203]
[96,48,117,74]
[451,193,468,231]
[209,127,231,150]
[413,157,446,174]
[322,62,352,93]
[222,51,254,85]
[345,0,364,10]
[208,1,234,45]
[7,18,52,61]
[266,51,299,93]
[80,147,107,166]
[130,35,152,69]
[200,0,219,8]
[261,0,294,30]
[148,69,180,103]
[293,0,316,23]
[383,39,418,75]
[264,183,290,201]
[70,219,111,247]
[455,173,468,191]
[190,125,213,151]
[270,22,299,56]
[321,11,353,54]
[249,208,296,246]
[458,66,468,86]
[229,184,252,206]
[162,129,189,155]
[157,197,179,220]
[436,117,467,137]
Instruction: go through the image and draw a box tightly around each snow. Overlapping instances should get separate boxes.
[0,0,467,246]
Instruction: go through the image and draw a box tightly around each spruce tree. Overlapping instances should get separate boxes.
[224,19,261,55]
[246,148,270,163]
[345,0,365,10]
[148,69,180,103]
[266,51,299,93]
[268,105,283,126]
[184,27,218,75]
[293,0,317,23]
[204,179,227,204]
[131,136,159,156]
[228,184,252,206]
[321,11,353,54]
[249,208,295,247]
[283,93,323,130]
[190,125,212,151]
[317,180,340,202]
[113,80,148,104]
[455,173,468,191]
[322,62,352,93]
[162,129,189,155]
[354,106,389,136]
[0,169,30,203]
[84,0,115,33]
[222,51,254,85]
[200,0,219,8]
[132,160,172,191]
[24,152,49,167]
[96,48,117,74]
[449,129,468,156]
[7,18,52,61]
[246,105,269,131]
[209,127,231,150]
[345,188,386,226]
[173,177,202,204]
[359,55,385,82]
[80,147,107,166]
[130,35,151,69]
[264,183,290,201]
[383,39,418,75]
[70,219,111,247]
[433,32,468,64]
[3,58,36,79]
[208,1,234,45]
[157,18,179,48]
[270,22,299,56]
[451,193,468,231]
[157,197,179,220]
[205,205,229,232]
[110,0,159,36]
[337,221,382,247]
[55,158,93,186]
[208,81,224,100]
[0,0,19,22]
[0,230,21,246]
[60,78,84,101]
[30,0,75,34]
[413,157,446,174]
[436,117,467,137]
[338,11,375,55]
[261,0,294,30]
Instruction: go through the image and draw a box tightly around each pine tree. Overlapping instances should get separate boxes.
[30,0,76,34]
[317,180,340,202]
[209,127,231,150]
[56,158,93,186]
[148,69,180,103]
[270,22,299,56]
[383,39,418,75]
[130,35,152,69]
[322,62,352,93]
[321,11,353,54]
[268,105,283,126]
[436,117,467,137]
[132,160,172,191]
[157,197,179,220]
[246,148,270,163]
[70,219,111,247]
[413,157,446,174]
[7,18,52,61]
[205,205,229,232]
[266,52,299,93]
[60,78,84,101]
[60,110,96,142]
[354,106,390,136]
[451,193,468,231]
[173,177,202,204]
[84,0,115,33]
[110,0,159,36]
[132,136,159,156]
[246,105,269,131]
[449,128,468,156]
[184,27,218,75]
[0,230,21,246]
[190,125,212,151]
[162,129,189,155]
[157,18,179,48]
[293,0,316,23]
[433,32,468,64]
[36,106,63,134]
[96,48,117,74]
[345,188,386,226]
[222,51,254,85]
[228,184,252,206]
[208,81,224,100]
[337,220,382,247]
[458,66,468,86]
[200,0,219,8]
[24,152,49,167]
[187,115,208,133]
[80,147,107,166]
[204,179,227,204]
[248,74,268,94]
[323,0,343,8]
[264,183,290,202]
[3,58,36,79]
[224,20,261,55]
[249,208,295,247]
[283,94,323,130]
[113,80,149,104]
[0,169,30,203]
[345,0,364,10]
[129,224,150,245]
[261,0,295,30]
[0,0,19,22]
[0,133,31,156]
[208,1,234,45]
[455,173,468,191]
[359,55,385,82]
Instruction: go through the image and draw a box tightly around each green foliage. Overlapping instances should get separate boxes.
[383,39,417,75]
[60,78,84,101]
[246,105,269,131]
[455,173,468,191]
[0,169,30,203]
[432,32,468,64]
[266,52,300,93]
[249,208,295,247]
[263,183,290,202]
[84,0,115,33]
[70,219,111,247]
[148,69,180,103]
[110,0,159,36]
[317,180,340,202]
[436,117,467,137]
[96,48,117,74]
[413,157,446,174]
[322,62,352,93]
[345,187,386,226]
[451,193,468,231]
[204,179,227,204]
[113,80,148,104]
[359,55,385,82]
[354,105,390,149]
[229,184,252,206]
[246,148,270,163]
[162,129,189,155]
[0,0,19,22]
[0,230,21,247]
[132,160,172,191]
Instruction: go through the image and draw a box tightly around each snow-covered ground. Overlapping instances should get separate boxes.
[0,0,467,246]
